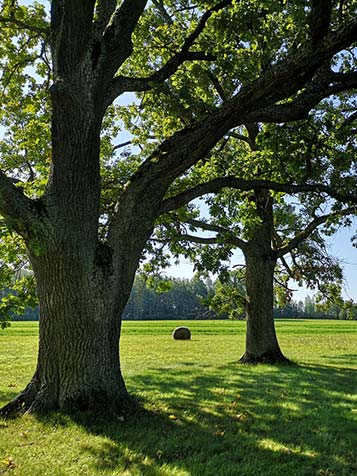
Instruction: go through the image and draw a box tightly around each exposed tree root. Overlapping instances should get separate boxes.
[0,378,136,419]
[0,379,40,418]
[239,350,290,364]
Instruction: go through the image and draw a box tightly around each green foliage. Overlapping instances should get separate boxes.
[208,268,246,319]
[0,0,357,329]
[0,273,37,329]
[0,1,50,197]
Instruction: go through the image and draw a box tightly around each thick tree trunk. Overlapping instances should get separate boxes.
[0,55,148,415]
[0,233,139,416]
[0,108,161,416]
[239,191,289,364]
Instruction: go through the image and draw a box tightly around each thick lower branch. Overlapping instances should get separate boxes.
[160,177,357,214]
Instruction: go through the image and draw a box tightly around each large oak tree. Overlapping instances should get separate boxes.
[0,0,357,415]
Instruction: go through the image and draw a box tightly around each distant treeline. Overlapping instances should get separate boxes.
[5,275,356,321]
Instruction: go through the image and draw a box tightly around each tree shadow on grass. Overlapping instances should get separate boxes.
[0,389,19,408]
[39,361,357,476]
[320,354,357,366]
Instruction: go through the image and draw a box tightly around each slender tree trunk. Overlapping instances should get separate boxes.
[240,250,288,363]
[239,191,288,364]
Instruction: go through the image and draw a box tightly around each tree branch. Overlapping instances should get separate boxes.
[246,69,357,124]
[279,255,296,281]
[106,0,232,103]
[277,206,357,257]
[165,233,224,245]
[109,16,357,247]
[93,0,117,37]
[309,0,333,45]
[185,217,232,234]
[160,176,357,214]
[207,70,228,101]
[0,15,48,36]
[226,131,251,145]
[183,217,247,250]
[273,275,297,292]
[112,140,132,151]
[96,0,147,80]
[51,0,96,75]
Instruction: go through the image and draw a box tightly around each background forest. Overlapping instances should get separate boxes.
[3,274,357,322]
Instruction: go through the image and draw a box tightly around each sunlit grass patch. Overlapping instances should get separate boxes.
[0,320,356,475]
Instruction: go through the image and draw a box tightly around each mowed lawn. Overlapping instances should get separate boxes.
[0,320,356,476]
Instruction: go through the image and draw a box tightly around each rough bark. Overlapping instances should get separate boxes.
[240,191,288,364]
[0,75,163,416]
[0,3,147,415]
[0,247,128,415]
[0,130,139,416]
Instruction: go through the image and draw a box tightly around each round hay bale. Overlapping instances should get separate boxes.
[172,326,191,340]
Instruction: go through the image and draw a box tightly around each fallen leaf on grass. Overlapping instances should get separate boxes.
[235,412,250,422]
[7,383,16,388]
[1,457,18,469]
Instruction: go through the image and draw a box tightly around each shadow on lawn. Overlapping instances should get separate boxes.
[321,354,357,366]
[0,389,19,408]
[43,361,355,476]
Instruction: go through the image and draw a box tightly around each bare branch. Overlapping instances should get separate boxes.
[273,275,297,292]
[246,69,357,124]
[112,140,132,152]
[185,217,232,234]
[170,233,223,245]
[206,70,228,101]
[94,0,147,82]
[226,131,251,145]
[227,124,259,150]
[279,255,296,280]
[244,123,259,150]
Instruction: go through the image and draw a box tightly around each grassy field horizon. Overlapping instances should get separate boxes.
[1,320,356,475]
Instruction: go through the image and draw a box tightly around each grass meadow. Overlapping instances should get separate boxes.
[0,319,356,476]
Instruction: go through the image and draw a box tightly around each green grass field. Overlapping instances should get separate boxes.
[0,320,356,476]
